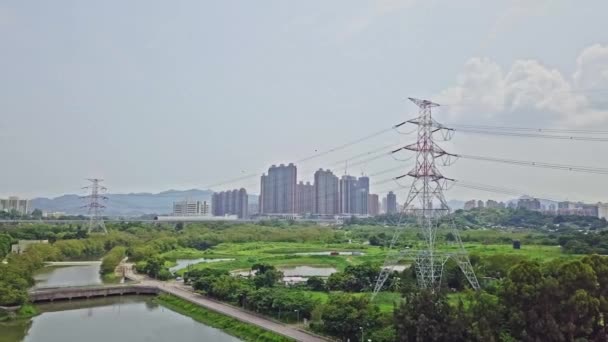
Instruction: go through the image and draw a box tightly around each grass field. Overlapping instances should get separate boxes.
[170,240,568,276]
[155,294,293,342]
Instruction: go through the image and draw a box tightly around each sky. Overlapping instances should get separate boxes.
[1,0,607,203]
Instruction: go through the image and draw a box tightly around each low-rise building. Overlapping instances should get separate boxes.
[11,240,48,254]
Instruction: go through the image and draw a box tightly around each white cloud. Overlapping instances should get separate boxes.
[435,58,505,118]
[436,44,608,126]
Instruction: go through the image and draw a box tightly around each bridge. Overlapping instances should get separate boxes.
[29,284,159,302]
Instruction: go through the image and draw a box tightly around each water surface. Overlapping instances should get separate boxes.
[169,258,234,273]
[293,251,365,256]
[33,265,103,289]
[232,265,337,278]
[0,296,242,342]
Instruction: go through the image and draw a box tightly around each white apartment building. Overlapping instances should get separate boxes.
[0,196,30,215]
[172,200,210,216]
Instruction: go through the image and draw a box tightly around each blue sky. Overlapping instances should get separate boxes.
[1,0,607,202]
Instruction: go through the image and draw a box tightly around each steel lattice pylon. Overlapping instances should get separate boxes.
[82,178,108,234]
[372,98,479,298]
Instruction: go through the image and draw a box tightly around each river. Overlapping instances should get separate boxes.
[0,296,242,342]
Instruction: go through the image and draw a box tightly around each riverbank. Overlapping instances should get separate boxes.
[0,304,38,322]
[155,294,293,342]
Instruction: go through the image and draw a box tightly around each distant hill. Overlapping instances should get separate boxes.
[31,189,214,217]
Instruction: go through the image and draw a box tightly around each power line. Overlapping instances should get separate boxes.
[454,128,608,142]
[203,123,405,189]
[458,154,608,175]
[449,124,608,135]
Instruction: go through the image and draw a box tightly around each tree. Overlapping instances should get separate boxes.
[251,264,283,288]
[30,209,43,220]
[306,276,326,291]
[0,234,13,258]
[394,289,467,342]
[320,294,382,342]
[142,256,165,278]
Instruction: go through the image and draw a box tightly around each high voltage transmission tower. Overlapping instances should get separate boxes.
[82,178,108,234]
[372,98,479,298]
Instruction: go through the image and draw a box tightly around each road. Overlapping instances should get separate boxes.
[124,265,329,342]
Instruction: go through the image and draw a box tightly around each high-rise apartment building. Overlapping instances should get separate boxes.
[464,200,477,210]
[368,194,379,216]
[486,200,499,208]
[259,163,297,214]
[296,181,314,214]
[355,176,369,215]
[212,189,248,218]
[518,198,541,211]
[598,203,608,220]
[386,191,397,214]
[339,175,357,214]
[338,175,369,215]
[314,169,339,216]
[173,200,210,216]
[0,196,30,215]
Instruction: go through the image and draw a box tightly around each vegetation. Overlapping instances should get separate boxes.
[4,218,608,340]
[186,265,316,322]
[99,246,126,275]
[155,294,293,342]
[0,233,12,258]
[350,207,608,231]
[135,256,173,280]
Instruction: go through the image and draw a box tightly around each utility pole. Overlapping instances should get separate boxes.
[82,178,108,234]
[373,98,479,297]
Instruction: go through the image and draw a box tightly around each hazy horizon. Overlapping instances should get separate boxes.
[2,1,607,204]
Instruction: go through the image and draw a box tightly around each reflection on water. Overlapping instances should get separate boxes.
[383,265,410,272]
[33,265,103,289]
[293,251,365,256]
[279,266,337,277]
[0,296,242,342]
[233,265,337,278]
[169,258,234,273]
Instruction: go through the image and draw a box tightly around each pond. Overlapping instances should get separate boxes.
[33,264,104,289]
[232,265,337,278]
[0,296,242,342]
[293,251,365,256]
[382,265,410,272]
[169,258,234,273]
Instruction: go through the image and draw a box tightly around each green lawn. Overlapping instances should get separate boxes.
[172,240,568,276]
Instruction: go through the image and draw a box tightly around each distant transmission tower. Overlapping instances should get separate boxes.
[373,98,479,297]
[82,178,108,234]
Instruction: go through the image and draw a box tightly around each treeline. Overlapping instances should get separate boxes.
[346,208,608,230]
[100,246,126,275]
[185,264,316,322]
[452,207,608,230]
[0,243,62,306]
[393,255,608,341]
[559,230,608,254]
